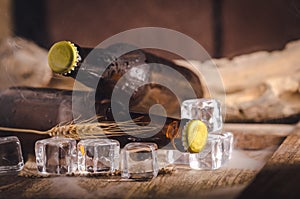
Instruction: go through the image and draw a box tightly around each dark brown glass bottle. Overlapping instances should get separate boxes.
[48,41,151,120]
[48,41,207,153]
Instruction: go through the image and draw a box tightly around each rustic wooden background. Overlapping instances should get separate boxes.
[8,0,300,58]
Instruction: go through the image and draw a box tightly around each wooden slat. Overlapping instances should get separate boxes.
[237,123,300,198]
[224,123,295,150]
[0,168,257,199]
[1,123,298,198]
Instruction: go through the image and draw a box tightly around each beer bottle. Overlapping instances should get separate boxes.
[47,41,208,153]
[48,41,150,119]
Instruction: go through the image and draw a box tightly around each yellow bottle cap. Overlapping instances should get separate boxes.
[182,120,208,153]
[48,41,79,74]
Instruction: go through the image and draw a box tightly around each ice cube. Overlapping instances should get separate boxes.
[189,132,233,170]
[77,139,120,173]
[157,149,189,168]
[220,132,234,162]
[35,137,77,175]
[121,142,158,179]
[0,136,24,174]
[181,98,222,133]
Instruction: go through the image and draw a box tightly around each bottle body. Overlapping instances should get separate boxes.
[107,112,187,152]
[104,112,207,153]
[49,42,151,120]
[48,41,207,153]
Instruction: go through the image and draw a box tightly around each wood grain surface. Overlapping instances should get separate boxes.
[224,123,295,150]
[0,167,256,199]
[237,123,300,198]
[0,124,298,199]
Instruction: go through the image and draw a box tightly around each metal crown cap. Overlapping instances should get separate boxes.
[182,119,208,153]
[48,41,79,74]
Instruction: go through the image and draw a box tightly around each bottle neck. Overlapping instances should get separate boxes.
[61,45,93,79]
[108,111,188,152]
[75,45,93,63]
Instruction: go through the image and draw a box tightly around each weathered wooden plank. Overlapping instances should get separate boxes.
[0,168,257,199]
[175,40,300,123]
[1,122,294,198]
[237,123,300,198]
[224,123,295,150]
[0,145,277,199]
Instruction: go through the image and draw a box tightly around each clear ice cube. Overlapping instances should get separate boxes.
[189,132,233,170]
[77,139,120,173]
[181,98,222,133]
[220,132,234,162]
[0,136,24,174]
[157,150,189,168]
[121,142,158,179]
[35,137,77,175]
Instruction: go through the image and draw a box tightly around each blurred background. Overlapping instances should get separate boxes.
[1,0,300,58]
[0,0,299,169]
[0,0,299,126]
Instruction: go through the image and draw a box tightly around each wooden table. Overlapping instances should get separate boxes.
[0,123,299,199]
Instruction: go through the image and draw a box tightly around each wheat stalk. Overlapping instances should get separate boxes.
[0,117,157,140]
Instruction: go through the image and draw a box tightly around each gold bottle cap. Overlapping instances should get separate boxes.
[48,41,79,74]
[182,120,208,153]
